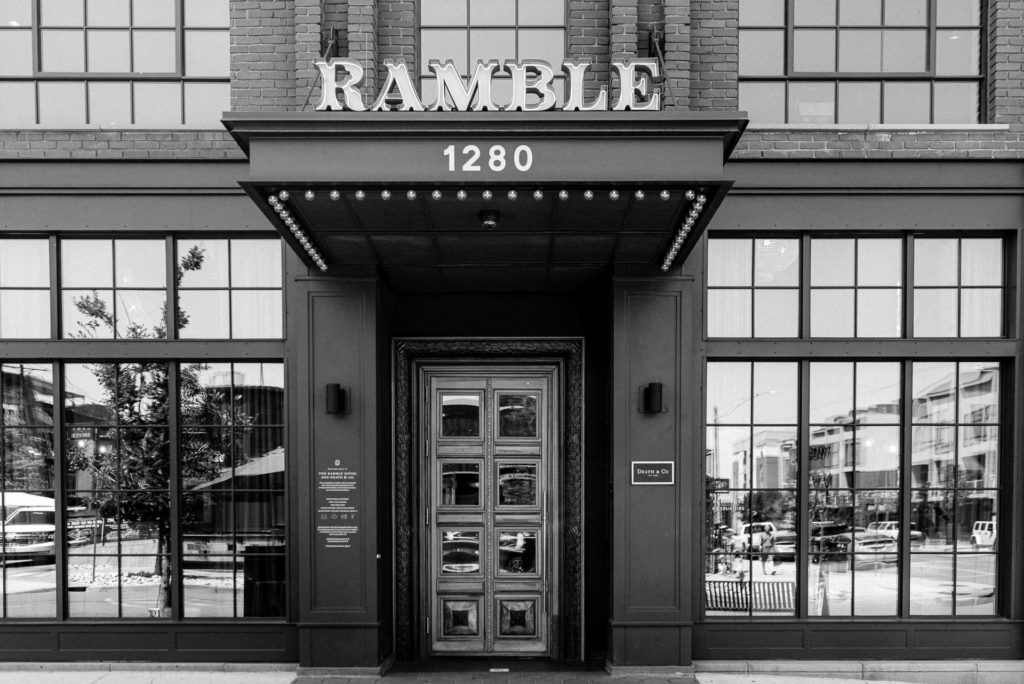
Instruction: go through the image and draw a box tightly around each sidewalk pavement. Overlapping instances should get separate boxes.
[0,663,1013,684]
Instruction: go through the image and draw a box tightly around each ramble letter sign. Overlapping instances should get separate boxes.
[314,58,661,113]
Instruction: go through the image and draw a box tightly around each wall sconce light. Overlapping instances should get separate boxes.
[326,383,348,414]
[642,382,664,414]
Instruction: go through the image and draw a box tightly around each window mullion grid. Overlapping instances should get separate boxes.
[905,235,914,338]
[800,235,812,339]
[956,238,964,337]
[951,361,960,616]
[166,236,177,340]
[54,361,67,620]
[168,364,182,620]
[797,359,810,618]
[49,236,60,339]
[749,240,756,337]
[899,359,912,617]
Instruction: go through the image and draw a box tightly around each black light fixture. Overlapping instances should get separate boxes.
[642,382,664,414]
[479,209,500,230]
[326,383,348,414]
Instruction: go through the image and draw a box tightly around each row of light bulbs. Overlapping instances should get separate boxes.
[267,193,329,272]
[289,188,690,203]
[661,193,707,272]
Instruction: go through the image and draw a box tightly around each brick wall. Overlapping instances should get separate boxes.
[231,0,299,112]
[324,0,349,56]
[7,0,1024,161]
[689,0,736,111]
[377,0,415,92]
[295,0,324,109]
[569,0,610,102]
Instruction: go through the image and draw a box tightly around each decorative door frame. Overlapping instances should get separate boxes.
[393,338,584,661]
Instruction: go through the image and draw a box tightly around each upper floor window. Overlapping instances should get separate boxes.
[738,0,982,124]
[419,0,568,108]
[0,0,229,128]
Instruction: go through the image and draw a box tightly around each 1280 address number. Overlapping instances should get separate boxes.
[443,144,535,173]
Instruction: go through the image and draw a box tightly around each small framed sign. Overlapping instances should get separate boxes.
[631,461,674,485]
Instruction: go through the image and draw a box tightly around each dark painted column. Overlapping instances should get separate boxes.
[287,252,382,668]
[609,274,696,667]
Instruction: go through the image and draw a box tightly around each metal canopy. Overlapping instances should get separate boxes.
[224,111,746,291]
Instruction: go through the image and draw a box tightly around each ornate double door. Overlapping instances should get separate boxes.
[422,365,558,656]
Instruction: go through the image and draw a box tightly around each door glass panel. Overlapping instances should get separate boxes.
[498,394,537,437]
[498,599,537,635]
[440,462,480,506]
[441,393,481,437]
[497,463,537,506]
[497,530,538,574]
[441,530,480,574]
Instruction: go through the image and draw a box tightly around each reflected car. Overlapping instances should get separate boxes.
[823,530,897,564]
[971,520,997,549]
[810,522,850,557]
[867,521,926,547]
[3,506,102,560]
[772,526,796,560]
[3,507,56,557]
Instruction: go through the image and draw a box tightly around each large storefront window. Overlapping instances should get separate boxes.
[0,360,286,621]
[706,359,1001,619]
[0,363,56,618]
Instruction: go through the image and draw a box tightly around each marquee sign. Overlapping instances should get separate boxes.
[314,58,662,113]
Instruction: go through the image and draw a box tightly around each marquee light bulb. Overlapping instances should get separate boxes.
[278,190,290,201]
[355,190,366,200]
[330,190,340,201]
[482,190,493,200]
[534,190,543,201]
[660,190,670,200]
[457,190,467,200]
[305,190,315,201]
[584,190,593,200]
[407,190,417,200]
[432,190,442,200]
[635,190,644,200]
[559,190,569,200]
[381,190,391,200]
[507,190,517,200]
[685,190,695,201]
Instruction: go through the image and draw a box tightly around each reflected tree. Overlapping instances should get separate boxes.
[66,246,225,616]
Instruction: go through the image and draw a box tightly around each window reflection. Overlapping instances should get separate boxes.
[441,530,480,574]
[440,462,480,506]
[914,238,1004,338]
[708,238,800,338]
[176,239,283,340]
[497,530,537,574]
[498,394,538,437]
[60,239,167,340]
[441,393,480,437]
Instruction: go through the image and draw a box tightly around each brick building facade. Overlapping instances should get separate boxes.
[0,0,1021,675]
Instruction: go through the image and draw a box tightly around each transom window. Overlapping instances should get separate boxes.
[707,235,1006,339]
[738,0,982,124]
[0,0,229,128]
[419,0,568,108]
[0,237,283,340]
